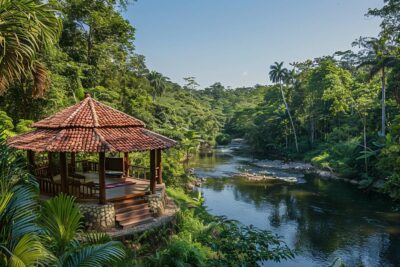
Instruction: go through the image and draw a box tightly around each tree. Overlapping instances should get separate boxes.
[352,82,379,175]
[183,77,199,90]
[0,0,61,96]
[147,71,169,102]
[269,62,299,152]
[358,37,399,136]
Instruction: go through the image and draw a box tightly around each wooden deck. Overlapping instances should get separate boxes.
[48,171,163,201]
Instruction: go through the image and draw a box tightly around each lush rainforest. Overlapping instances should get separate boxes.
[1,0,400,200]
[1,0,400,266]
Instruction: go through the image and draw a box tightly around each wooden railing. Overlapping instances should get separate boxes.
[34,166,49,178]
[128,165,152,180]
[37,177,61,196]
[68,180,98,199]
[34,165,60,178]
[74,160,98,172]
[34,161,154,200]
[37,177,98,199]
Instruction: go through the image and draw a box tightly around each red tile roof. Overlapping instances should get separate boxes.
[32,97,145,128]
[7,95,176,152]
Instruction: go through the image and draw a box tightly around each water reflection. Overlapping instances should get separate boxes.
[190,148,400,267]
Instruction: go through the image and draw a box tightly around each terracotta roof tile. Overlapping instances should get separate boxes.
[32,97,145,128]
[8,127,176,153]
[8,95,177,152]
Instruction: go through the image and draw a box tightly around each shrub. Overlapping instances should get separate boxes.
[216,134,232,146]
[144,236,211,267]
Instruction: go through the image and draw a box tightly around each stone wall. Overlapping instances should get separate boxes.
[146,186,166,216]
[79,203,115,231]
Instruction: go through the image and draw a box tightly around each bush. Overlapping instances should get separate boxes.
[145,236,211,267]
[216,134,232,145]
[383,174,400,200]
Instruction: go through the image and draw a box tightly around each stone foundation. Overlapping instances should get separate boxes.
[146,186,166,216]
[79,203,115,231]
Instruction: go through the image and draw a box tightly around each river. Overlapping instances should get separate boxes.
[188,146,400,267]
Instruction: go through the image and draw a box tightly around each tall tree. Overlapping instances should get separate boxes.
[269,62,299,152]
[358,37,399,136]
[147,71,168,102]
[0,0,61,96]
[183,77,199,90]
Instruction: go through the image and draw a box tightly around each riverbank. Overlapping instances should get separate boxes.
[189,149,400,266]
[122,187,294,266]
[248,158,387,191]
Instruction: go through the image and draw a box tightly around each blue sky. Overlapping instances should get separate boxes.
[124,0,382,88]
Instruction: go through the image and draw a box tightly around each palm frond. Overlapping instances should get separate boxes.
[0,0,61,95]
[31,61,49,97]
[84,232,112,245]
[40,194,83,254]
[62,242,126,267]
[8,234,53,267]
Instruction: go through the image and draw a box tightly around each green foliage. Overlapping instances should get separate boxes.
[166,188,200,209]
[39,194,126,266]
[383,174,400,200]
[40,194,83,256]
[0,111,14,136]
[15,120,34,134]
[216,133,232,145]
[202,218,295,266]
[0,138,51,266]
[145,236,211,267]
[0,0,62,95]
[140,190,294,267]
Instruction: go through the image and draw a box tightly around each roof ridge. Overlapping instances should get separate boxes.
[93,128,115,151]
[88,98,100,127]
[91,98,145,127]
[60,98,89,127]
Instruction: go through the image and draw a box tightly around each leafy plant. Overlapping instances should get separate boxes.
[0,138,51,266]
[39,194,126,266]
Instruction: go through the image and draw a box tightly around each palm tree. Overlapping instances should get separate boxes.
[40,194,126,266]
[0,140,51,266]
[0,0,61,96]
[269,62,299,152]
[147,71,169,102]
[358,37,399,136]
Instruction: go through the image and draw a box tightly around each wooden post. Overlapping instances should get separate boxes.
[123,152,129,177]
[156,149,162,184]
[48,152,53,178]
[70,152,76,174]
[59,152,68,194]
[150,150,156,194]
[27,150,36,174]
[99,152,106,204]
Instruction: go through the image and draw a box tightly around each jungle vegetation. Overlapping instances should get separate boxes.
[1,0,400,265]
[0,0,294,266]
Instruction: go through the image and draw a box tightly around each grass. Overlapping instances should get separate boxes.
[166,187,201,209]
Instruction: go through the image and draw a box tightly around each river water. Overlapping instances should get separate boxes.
[188,146,400,267]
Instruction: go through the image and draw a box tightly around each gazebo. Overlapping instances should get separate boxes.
[7,94,177,205]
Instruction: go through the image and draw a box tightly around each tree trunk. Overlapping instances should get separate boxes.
[363,118,368,175]
[381,68,386,136]
[87,26,92,65]
[310,117,315,146]
[280,83,299,152]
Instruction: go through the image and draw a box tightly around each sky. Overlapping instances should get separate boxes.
[124,0,383,88]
